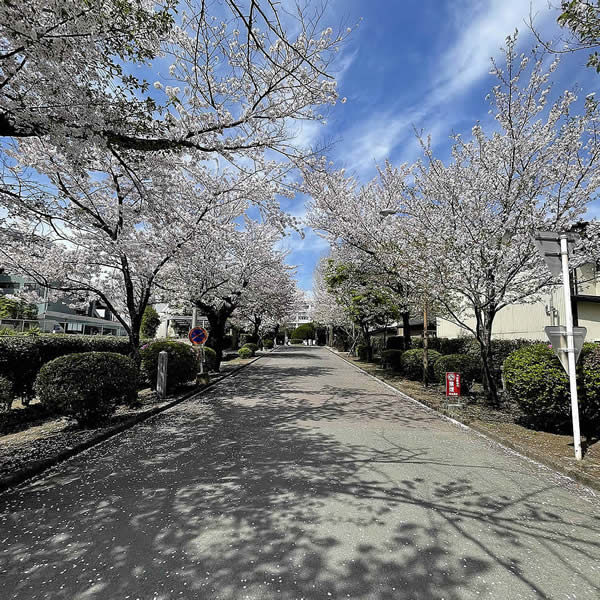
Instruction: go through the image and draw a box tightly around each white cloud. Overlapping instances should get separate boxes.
[337,0,557,177]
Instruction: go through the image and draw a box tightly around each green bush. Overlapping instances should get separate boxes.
[35,352,138,426]
[356,344,370,361]
[0,334,131,402]
[242,342,258,356]
[380,349,404,371]
[263,339,274,349]
[141,305,161,338]
[386,336,405,351]
[502,343,598,432]
[290,338,303,345]
[433,354,479,394]
[439,337,469,355]
[202,346,217,371]
[410,337,442,351]
[238,347,253,359]
[140,340,197,390]
[0,375,14,412]
[582,344,600,431]
[291,323,315,340]
[401,348,442,380]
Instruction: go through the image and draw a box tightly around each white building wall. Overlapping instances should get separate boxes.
[437,287,600,342]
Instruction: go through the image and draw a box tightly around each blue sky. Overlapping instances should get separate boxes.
[279,0,600,292]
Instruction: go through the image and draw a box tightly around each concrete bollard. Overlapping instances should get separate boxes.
[157,350,168,398]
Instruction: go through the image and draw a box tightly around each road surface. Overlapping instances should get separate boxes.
[1,346,599,599]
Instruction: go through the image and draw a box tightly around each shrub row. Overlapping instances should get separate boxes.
[504,343,600,434]
[0,334,130,400]
[381,348,478,391]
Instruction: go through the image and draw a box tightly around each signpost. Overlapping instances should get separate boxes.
[534,231,584,460]
[188,327,209,381]
[445,372,462,408]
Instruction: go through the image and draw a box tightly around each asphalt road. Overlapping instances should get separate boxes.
[1,346,599,600]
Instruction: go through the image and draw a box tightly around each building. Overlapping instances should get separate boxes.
[154,303,208,338]
[288,293,314,330]
[436,263,600,342]
[0,274,126,336]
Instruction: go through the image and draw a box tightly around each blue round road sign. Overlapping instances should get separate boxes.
[188,327,208,345]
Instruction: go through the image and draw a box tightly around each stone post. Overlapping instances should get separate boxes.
[157,350,168,398]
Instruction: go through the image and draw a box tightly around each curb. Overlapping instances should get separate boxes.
[327,348,600,495]
[0,353,266,494]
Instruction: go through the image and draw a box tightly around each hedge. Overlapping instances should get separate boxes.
[0,334,130,401]
[35,352,138,426]
[356,344,370,361]
[242,342,259,356]
[433,354,479,394]
[386,336,405,351]
[290,338,303,345]
[380,349,404,371]
[263,339,274,349]
[140,340,197,390]
[202,346,217,371]
[503,343,600,434]
[0,375,13,413]
[401,348,442,380]
[238,347,253,359]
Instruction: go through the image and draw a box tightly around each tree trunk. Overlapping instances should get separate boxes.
[402,311,411,350]
[252,316,262,346]
[422,303,429,386]
[476,308,499,405]
[231,326,240,350]
[206,311,228,372]
[128,312,144,367]
[361,323,373,362]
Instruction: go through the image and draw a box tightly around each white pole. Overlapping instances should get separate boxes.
[192,306,198,329]
[560,235,582,461]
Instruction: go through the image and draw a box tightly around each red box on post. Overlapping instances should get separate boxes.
[446,372,461,397]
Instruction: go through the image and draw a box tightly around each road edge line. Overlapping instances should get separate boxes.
[326,347,600,496]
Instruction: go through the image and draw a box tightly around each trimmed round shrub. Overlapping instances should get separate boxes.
[0,375,14,413]
[238,347,253,359]
[242,342,258,356]
[35,352,137,426]
[504,343,578,432]
[290,338,303,345]
[401,348,441,380]
[140,340,197,390]
[380,349,404,371]
[263,339,274,349]
[433,354,479,394]
[202,346,217,371]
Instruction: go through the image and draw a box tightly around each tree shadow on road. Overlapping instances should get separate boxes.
[1,353,599,600]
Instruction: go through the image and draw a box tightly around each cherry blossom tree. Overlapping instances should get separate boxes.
[1,0,350,158]
[163,218,289,370]
[323,252,402,361]
[304,163,421,349]
[0,140,280,361]
[311,256,358,349]
[236,260,298,346]
[381,38,600,403]
[307,37,600,402]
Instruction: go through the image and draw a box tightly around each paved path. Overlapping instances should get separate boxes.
[1,347,599,600]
